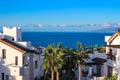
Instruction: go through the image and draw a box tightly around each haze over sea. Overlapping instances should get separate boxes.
[22,32,113,49]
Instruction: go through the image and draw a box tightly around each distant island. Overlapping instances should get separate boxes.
[1,22,120,32]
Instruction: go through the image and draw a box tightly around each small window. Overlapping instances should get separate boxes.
[15,56,18,65]
[2,49,6,59]
[109,49,112,53]
[35,60,38,69]
[12,38,14,41]
[6,75,9,80]
[2,73,4,80]
[34,77,38,80]
[23,56,25,65]
[108,66,113,77]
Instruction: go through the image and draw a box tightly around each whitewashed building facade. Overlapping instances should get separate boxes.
[81,30,120,80]
[105,30,120,80]
[81,51,107,80]
[0,27,44,80]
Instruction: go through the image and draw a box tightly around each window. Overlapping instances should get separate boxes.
[6,75,9,80]
[34,77,38,80]
[97,65,101,76]
[15,56,18,65]
[23,56,25,65]
[12,38,14,41]
[2,73,4,80]
[2,49,6,59]
[35,60,38,69]
[108,66,113,77]
[109,49,112,54]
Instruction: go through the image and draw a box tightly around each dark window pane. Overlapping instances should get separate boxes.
[2,73,4,80]
[2,49,6,59]
[35,60,38,69]
[15,56,18,65]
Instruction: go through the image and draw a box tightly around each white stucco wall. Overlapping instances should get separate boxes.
[105,36,111,45]
[103,63,108,76]
[33,54,44,79]
[105,33,120,78]
[22,53,30,80]
[0,27,44,80]
[18,42,31,49]
[0,42,23,80]
[111,36,120,45]
[3,27,22,41]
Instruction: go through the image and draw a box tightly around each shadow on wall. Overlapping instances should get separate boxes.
[0,58,16,80]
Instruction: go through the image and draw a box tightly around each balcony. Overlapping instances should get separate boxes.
[20,65,29,75]
[106,53,116,61]
[106,59,115,67]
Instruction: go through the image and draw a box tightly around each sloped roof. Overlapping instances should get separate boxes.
[92,57,107,63]
[108,32,120,42]
[86,57,107,65]
[0,38,37,54]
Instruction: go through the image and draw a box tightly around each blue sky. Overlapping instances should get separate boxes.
[0,0,120,31]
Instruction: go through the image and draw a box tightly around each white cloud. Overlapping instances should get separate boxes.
[38,23,43,27]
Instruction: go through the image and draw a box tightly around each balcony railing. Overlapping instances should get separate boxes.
[106,53,116,61]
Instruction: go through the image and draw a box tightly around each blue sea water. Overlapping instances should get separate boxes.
[22,32,113,49]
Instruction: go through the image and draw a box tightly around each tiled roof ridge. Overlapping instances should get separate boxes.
[0,38,38,54]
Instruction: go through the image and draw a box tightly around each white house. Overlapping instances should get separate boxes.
[0,27,44,80]
[80,30,120,80]
[75,30,120,80]
[81,50,107,80]
[105,30,120,80]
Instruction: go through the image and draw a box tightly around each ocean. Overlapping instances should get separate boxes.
[22,32,113,49]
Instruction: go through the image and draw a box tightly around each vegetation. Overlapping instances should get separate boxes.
[42,42,94,80]
[88,45,94,54]
[102,73,118,80]
[96,46,106,53]
[76,42,89,80]
[42,43,64,80]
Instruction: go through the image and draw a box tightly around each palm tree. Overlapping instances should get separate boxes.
[62,48,77,80]
[42,42,88,80]
[42,43,64,80]
[42,44,55,80]
[77,42,89,80]
[54,43,64,80]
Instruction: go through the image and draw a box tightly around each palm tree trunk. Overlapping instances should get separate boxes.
[56,71,59,80]
[51,69,54,80]
[78,63,82,80]
[80,65,82,80]
[68,66,71,80]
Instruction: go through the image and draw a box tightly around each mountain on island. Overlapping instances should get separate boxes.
[91,27,120,33]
